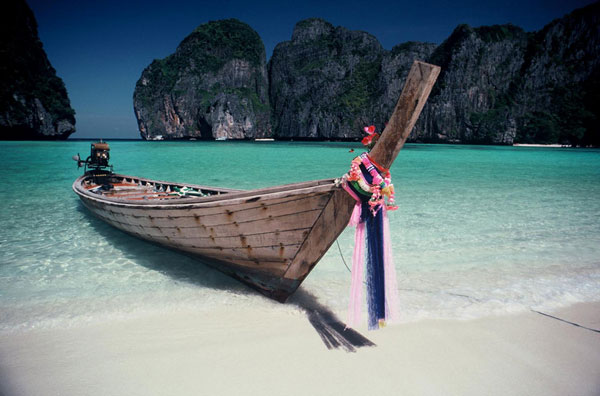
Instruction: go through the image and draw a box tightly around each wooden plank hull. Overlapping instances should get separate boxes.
[73,174,350,301]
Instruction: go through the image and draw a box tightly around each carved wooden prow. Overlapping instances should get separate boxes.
[279,60,440,299]
[369,60,441,169]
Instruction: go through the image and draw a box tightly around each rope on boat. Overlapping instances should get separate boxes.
[337,240,367,288]
[336,239,352,274]
[531,310,600,333]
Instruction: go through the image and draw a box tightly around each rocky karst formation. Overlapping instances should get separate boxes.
[268,18,436,139]
[133,19,270,140]
[511,3,600,146]
[415,24,529,144]
[134,2,599,145]
[417,1,599,145]
[271,2,599,145]
[0,0,76,140]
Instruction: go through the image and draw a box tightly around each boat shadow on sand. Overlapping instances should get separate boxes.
[79,205,375,352]
[288,290,376,352]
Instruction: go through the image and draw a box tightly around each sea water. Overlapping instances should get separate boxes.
[1,141,599,332]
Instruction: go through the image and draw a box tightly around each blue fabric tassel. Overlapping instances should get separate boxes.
[349,168,389,330]
[365,202,386,330]
[344,151,400,330]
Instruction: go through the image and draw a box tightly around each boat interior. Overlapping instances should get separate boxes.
[74,141,337,205]
[77,173,337,205]
[83,175,235,201]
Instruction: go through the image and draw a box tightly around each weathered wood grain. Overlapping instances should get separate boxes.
[120,194,329,228]
[85,204,322,239]
[368,61,441,169]
[281,189,355,281]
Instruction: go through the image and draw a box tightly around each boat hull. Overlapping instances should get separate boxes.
[73,174,354,301]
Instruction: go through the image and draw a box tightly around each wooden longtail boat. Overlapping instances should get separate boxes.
[73,61,440,302]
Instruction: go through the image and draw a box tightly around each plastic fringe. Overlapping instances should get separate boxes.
[347,215,365,327]
[346,205,399,330]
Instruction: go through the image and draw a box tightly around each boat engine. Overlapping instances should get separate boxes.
[73,141,113,185]
[90,142,110,168]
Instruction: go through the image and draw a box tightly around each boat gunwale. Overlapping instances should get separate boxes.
[72,173,339,209]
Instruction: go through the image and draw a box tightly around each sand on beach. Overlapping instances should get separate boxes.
[0,302,598,396]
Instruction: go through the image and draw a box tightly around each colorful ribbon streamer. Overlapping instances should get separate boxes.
[342,149,399,330]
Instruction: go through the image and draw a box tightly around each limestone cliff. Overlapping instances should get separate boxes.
[269,3,599,145]
[0,0,75,140]
[268,19,436,139]
[415,24,529,144]
[133,3,599,145]
[416,2,600,145]
[269,19,382,139]
[513,2,600,146]
[133,19,270,140]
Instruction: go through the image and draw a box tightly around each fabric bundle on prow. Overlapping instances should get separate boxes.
[342,147,399,330]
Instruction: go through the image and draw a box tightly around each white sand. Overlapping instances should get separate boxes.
[1,302,599,396]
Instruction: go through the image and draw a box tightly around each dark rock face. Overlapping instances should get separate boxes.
[512,3,600,146]
[417,2,600,146]
[373,41,438,136]
[133,19,271,140]
[269,19,381,139]
[269,4,599,145]
[416,24,529,144]
[0,0,76,140]
[268,18,435,139]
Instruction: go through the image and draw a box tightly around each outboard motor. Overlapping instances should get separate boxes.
[90,142,110,168]
[73,141,113,186]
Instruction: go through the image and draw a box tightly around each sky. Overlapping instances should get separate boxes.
[28,0,597,139]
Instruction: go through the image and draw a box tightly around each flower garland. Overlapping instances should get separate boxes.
[341,125,399,330]
[346,152,398,215]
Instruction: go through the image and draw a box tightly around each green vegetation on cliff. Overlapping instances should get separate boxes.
[154,19,262,90]
[422,2,599,146]
[190,19,264,66]
[133,18,270,140]
[337,58,382,115]
[517,79,599,146]
[474,24,522,43]
[135,19,266,108]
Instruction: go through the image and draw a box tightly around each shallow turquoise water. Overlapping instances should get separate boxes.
[1,141,599,331]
